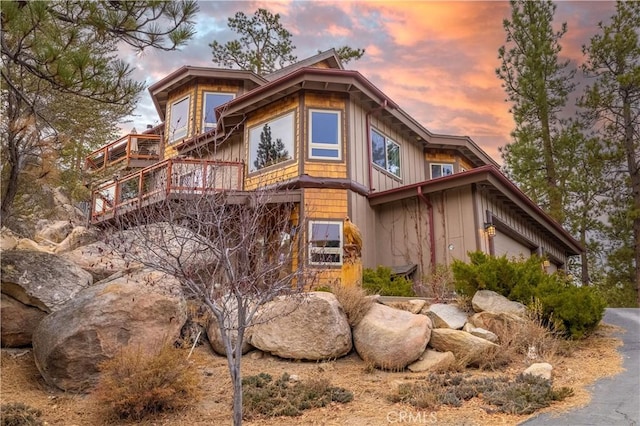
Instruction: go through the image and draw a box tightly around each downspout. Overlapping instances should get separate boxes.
[365,99,388,192]
[417,186,437,273]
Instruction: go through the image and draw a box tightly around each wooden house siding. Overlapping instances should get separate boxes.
[476,187,568,266]
[347,98,369,187]
[303,188,348,287]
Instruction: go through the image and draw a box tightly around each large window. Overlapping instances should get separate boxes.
[203,92,235,132]
[430,163,454,179]
[249,112,295,172]
[371,129,401,178]
[169,96,190,143]
[309,109,341,160]
[309,221,343,265]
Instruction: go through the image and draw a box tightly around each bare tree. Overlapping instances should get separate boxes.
[100,171,311,425]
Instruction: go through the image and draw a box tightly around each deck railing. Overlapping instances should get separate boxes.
[85,134,161,173]
[90,159,244,224]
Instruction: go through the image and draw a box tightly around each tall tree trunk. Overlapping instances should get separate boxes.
[1,131,21,226]
[580,227,590,284]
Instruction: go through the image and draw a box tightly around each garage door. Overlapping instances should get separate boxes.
[494,233,531,259]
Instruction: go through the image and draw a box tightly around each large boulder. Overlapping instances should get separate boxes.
[54,226,98,254]
[35,220,74,244]
[428,328,499,366]
[0,227,19,251]
[353,303,431,370]
[407,349,455,373]
[32,269,187,391]
[61,222,214,281]
[1,293,47,347]
[423,303,468,329]
[467,311,526,336]
[1,250,92,313]
[248,292,352,361]
[206,296,253,356]
[472,290,526,315]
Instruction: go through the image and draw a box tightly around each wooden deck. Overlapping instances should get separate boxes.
[90,159,244,224]
[85,134,161,174]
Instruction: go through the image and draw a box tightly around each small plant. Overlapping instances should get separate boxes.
[1,403,43,426]
[415,264,456,301]
[362,266,415,297]
[242,372,353,419]
[92,343,201,421]
[388,372,573,415]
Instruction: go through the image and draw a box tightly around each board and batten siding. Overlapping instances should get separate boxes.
[476,187,568,267]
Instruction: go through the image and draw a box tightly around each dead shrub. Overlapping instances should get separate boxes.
[414,264,456,301]
[242,372,353,419]
[0,403,43,426]
[474,313,561,370]
[92,344,201,422]
[326,283,374,326]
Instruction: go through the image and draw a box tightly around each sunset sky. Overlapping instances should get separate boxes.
[121,1,617,163]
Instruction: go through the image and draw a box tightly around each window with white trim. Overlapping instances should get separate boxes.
[249,112,295,172]
[371,128,401,178]
[309,221,343,265]
[169,96,190,143]
[309,109,341,160]
[203,92,235,132]
[430,163,454,179]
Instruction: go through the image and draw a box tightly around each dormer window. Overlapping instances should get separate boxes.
[169,96,190,143]
[203,92,235,132]
[431,163,454,178]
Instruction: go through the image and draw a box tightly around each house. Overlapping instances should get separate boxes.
[84,49,582,286]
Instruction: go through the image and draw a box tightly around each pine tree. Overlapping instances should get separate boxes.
[253,124,289,170]
[497,0,576,224]
[581,1,640,305]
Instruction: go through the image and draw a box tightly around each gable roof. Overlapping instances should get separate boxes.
[217,66,498,168]
[263,48,343,82]
[368,165,583,256]
[148,67,266,120]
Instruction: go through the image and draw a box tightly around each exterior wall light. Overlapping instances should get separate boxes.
[542,259,551,268]
[484,223,496,237]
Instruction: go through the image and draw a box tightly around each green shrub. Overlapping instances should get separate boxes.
[452,251,606,339]
[388,372,573,415]
[362,266,415,297]
[0,403,43,426]
[242,373,353,419]
[93,344,201,421]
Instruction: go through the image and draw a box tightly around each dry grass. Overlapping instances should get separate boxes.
[0,319,626,426]
[325,283,374,327]
[92,344,201,422]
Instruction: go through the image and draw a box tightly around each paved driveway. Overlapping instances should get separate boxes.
[521,308,640,426]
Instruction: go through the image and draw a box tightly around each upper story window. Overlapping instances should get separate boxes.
[371,128,401,178]
[431,163,454,179]
[203,92,235,132]
[249,111,295,173]
[309,220,343,265]
[169,96,190,143]
[309,109,341,160]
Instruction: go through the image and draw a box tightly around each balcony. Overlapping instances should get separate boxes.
[85,134,161,175]
[90,159,244,224]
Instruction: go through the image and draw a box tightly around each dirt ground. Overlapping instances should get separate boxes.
[0,322,624,426]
